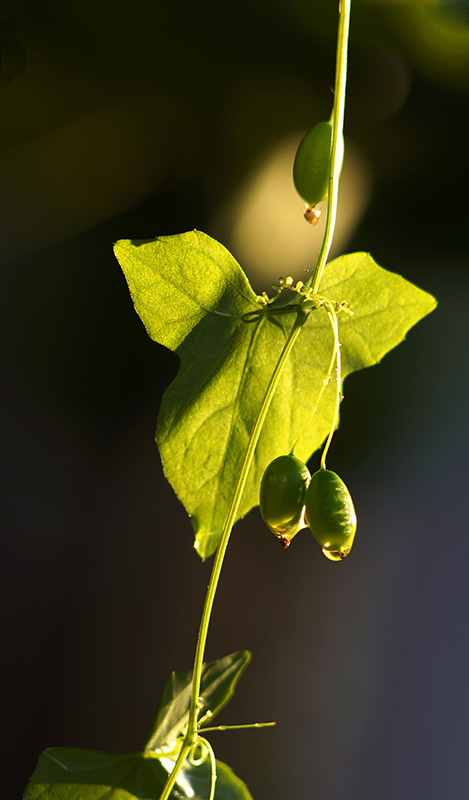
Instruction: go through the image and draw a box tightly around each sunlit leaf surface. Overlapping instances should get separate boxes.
[115,231,436,558]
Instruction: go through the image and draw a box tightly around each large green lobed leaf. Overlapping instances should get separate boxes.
[115,231,436,559]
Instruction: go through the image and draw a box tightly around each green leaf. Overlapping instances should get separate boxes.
[115,232,436,559]
[24,652,253,800]
[145,650,251,750]
[24,746,253,800]
[114,231,257,353]
[23,748,168,800]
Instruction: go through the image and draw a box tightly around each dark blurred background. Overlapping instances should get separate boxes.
[1,0,469,798]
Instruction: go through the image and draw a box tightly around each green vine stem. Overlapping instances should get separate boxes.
[309,0,351,295]
[157,3,351,798]
[320,310,342,469]
[186,312,309,738]
[291,307,339,455]
[200,722,276,733]
[157,309,310,800]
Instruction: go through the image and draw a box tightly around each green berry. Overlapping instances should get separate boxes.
[260,455,311,547]
[293,121,344,209]
[304,468,356,561]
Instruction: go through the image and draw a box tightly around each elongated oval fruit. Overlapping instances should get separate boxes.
[304,468,356,561]
[293,121,344,209]
[260,455,311,547]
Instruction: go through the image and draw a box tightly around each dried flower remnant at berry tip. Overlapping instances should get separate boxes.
[304,206,321,225]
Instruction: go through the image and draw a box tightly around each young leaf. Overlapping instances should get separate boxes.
[145,650,251,750]
[24,746,253,800]
[115,232,436,559]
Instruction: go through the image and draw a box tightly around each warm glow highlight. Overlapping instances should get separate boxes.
[211,134,372,291]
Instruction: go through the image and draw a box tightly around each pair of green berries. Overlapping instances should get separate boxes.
[259,455,356,561]
[293,120,344,223]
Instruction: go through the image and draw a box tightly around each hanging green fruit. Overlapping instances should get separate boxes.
[304,468,356,561]
[293,120,344,223]
[260,455,311,547]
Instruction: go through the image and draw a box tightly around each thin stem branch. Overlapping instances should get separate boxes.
[185,308,309,738]
[320,311,342,469]
[157,742,192,800]
[308,0,351,296]
[291,306,338,455]
[200,722,276,732]
[157,308,310,800]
